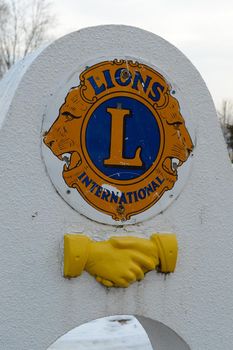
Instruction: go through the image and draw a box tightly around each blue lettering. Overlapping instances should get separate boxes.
[119,192,127,204]
[103,69,115,89]
[82,175,92,187]
[148,82,164,102]
[144,184,154,196]
[115,68,132,86]
[132,72,152,92]
[110,191,119,203]
[90,181,98,192]
[126,192,133,203]
[95,185,103,198]
[138,188,146,200]
[156,176,164,185]
[151,181,159,191]
[101,189,111,201]
[78,172,86,180]
[87,76,106,95]
[133,191,139,202]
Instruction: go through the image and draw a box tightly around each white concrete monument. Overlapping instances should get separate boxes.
[0,25,233,350]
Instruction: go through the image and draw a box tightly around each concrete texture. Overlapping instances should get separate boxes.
[0,25,232,350]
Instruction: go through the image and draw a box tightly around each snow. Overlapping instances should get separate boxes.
[48,315,154,350]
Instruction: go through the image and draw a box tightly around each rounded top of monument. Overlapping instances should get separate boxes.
[38,25,196,225]
[1,24,217,226]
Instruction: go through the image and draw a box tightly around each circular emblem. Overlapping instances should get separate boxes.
[42,59,194,224]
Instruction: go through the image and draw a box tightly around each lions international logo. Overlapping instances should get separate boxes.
[43,60,193,222]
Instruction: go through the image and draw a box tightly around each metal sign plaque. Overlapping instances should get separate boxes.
[42,59,194,224]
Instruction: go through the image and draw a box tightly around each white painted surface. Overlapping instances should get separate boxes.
[48,315,190,350]
[0,25,233,350]
[48,315,153,350]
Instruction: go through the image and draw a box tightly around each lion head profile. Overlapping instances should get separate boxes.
[158,95,193,181]
[43,87,88,172]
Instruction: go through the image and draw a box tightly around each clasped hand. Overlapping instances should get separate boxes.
[64,234,177,288]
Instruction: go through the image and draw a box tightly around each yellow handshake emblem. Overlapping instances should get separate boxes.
[64,234,178,288]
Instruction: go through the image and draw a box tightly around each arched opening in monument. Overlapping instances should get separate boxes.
[47,315,191,350]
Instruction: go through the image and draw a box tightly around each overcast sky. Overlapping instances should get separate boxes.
[49,0,233,111]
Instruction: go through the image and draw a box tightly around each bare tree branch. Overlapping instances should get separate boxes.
[0,0,54,78]
[219,99,233,162]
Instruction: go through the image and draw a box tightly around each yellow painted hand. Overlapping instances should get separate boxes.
[64,234,177,288]
[86,236,159,287]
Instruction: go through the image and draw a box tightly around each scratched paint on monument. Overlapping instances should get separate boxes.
[43,60,193,221]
